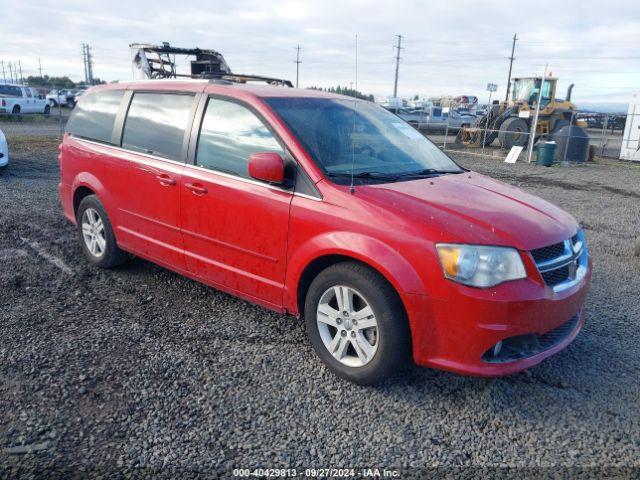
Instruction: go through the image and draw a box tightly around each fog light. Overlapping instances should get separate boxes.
[493,341,503,357]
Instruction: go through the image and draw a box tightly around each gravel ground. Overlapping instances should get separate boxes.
[1,137,639,478]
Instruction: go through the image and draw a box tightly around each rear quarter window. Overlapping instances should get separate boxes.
[66,90,125,144]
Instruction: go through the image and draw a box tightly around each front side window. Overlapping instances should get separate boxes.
[264,97,463,184]
[66,89,125,144]
[122,93,195,160]
[196,98,283,179]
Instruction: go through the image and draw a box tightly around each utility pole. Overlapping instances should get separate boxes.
[38,58,43,77]
[82,43,94,85]
[393,34,403,98]
[294,44,301,88]
[87,45,94,85]
[504,33,518,103]
[1,61,5,83]
[18,60,23,84]
[8,62,13,83]
[82,44,87,83]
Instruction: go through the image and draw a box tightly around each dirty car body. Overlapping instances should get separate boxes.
[58,80,591,382]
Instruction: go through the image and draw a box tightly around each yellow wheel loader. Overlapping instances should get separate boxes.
[457,77,587,149]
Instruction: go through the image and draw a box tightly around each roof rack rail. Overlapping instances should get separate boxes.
[206,73,293,87]
[130,42,293,87]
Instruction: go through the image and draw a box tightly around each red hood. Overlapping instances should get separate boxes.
[358,172,578,251]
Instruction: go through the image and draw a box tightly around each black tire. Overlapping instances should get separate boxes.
[48,99,57,107]
[304,262,411,385]
[76,195,129,268]
[498,116,529,149]
[44,104,51,115]
[12,105,20,115]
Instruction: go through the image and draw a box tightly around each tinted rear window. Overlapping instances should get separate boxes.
[66,89,125,143]
[0,85,23,97]
[122,93,195,160]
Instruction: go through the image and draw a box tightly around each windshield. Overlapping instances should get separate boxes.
[513,79,553,104]
[264,97,463,183]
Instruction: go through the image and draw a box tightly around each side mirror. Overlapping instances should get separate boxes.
[248,152,285,184]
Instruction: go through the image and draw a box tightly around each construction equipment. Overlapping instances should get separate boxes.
[456,76,587,149]
[130,42,293,87]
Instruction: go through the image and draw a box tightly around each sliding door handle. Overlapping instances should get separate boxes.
[185,182,208,196]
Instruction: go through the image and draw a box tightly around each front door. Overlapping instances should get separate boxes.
[22,87,36,113]
[180,97,292,308]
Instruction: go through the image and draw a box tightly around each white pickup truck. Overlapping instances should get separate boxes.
[0,84,50,115]
[397,106,477,132]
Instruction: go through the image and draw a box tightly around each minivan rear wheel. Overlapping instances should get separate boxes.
[76,195,129,268]
[304,262,411,384]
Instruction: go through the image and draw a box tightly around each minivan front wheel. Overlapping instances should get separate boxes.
[304,262,411,384]
[76,195,129,268]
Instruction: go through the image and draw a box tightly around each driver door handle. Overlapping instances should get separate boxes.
[156,173,176,186]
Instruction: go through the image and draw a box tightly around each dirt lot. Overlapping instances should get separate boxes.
[1,137,639,477]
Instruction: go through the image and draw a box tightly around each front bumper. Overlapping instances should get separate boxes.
[405,257,592,376]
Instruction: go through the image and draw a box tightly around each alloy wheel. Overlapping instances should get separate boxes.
[316,285,379,367]
[81,208,106,258]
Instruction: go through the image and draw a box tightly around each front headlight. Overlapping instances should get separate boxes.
[436,244,526,287]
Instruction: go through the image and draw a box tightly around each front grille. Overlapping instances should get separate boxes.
[531,242,565,263]
[530,234,585,289]
[571,233,579,245]
[537,314,580,349]
[482,313,580,363]
[541,265,570,286]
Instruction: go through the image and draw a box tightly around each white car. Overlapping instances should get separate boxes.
[0,84,50,115]
[46,89,76,108]
[0,128,8,169]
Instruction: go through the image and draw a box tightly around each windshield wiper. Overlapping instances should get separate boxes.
[325,171,403,180]
[326,168,464,183]
[394,168,464,178]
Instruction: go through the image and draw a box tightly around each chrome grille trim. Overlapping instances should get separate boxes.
[531,231,588,292]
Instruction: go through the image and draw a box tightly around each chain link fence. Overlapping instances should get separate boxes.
[0,105,68,139]
[0,105,69,167]
[412,108,636,164]
[1,96,639,166]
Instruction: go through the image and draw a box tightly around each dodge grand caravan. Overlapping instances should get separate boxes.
[59,80,591,384]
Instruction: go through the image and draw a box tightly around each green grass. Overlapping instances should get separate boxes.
[0,113,61,124]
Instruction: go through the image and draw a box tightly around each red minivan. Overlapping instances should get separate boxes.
[59,80,591,384]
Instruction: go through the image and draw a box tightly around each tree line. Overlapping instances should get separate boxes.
[24,75,106,89]
[308,85,375,101]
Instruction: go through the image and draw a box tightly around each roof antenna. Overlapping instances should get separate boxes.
[349,34,358,195]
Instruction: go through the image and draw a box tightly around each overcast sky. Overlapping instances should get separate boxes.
[2,0,639,110]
